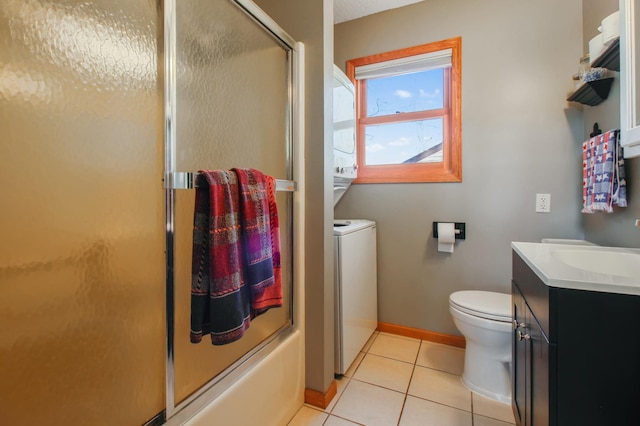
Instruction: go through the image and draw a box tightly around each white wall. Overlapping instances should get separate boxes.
[335,0,585,335]
[253,0,337,397]
[581,0,640,248]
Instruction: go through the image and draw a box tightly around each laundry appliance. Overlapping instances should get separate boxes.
[333,65,357,206]
[333,219,378,375]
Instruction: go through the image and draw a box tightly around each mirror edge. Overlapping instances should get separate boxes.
[620,0,640,158]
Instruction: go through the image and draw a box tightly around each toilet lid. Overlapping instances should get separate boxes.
[449,291,511,322]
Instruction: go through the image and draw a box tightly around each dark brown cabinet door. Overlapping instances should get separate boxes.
[512,281,528,426]
[513,280,551,426]
[528,312,550,426]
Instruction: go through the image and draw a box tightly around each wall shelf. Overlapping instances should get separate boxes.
[566,38,619,107]
[567,77,614,106]
[591,37,620,71]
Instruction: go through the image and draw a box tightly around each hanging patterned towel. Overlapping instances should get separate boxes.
[190,170,251,346]
[232,168,283,318]
[612,132,628,208]
[252,175,283,316]
[582,130,627,213]
[582,135,596,213]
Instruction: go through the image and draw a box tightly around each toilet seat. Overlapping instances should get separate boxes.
[449,291,511,322]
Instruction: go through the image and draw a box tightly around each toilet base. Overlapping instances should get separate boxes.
[462,374,511,404]
[461,351,511,404]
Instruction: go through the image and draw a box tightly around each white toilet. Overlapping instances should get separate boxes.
[449,290,512,403]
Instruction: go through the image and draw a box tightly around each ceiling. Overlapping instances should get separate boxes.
[334,0,426,24]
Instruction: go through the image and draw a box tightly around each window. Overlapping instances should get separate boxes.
[346,37,462,183]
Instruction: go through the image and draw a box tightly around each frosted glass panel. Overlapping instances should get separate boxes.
[173,0,293,403]
[0,1,165,425]
[175,0,289,174]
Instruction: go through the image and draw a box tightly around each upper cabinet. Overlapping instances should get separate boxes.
[620,0,640,158]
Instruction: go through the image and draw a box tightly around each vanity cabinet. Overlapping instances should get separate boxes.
[511,251,640,426]
[512,279,551,426]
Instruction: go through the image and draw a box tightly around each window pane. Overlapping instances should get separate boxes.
[366,68,444,117]
[364,118,443,165]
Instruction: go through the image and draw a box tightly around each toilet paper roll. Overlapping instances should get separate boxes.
[437,222,456,253]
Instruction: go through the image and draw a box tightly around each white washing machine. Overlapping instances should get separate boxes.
[334,219,378,375]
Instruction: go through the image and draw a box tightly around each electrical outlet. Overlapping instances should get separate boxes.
[536,193,551,213]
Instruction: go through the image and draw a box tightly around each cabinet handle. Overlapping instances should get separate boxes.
[513,320,525,330]
[517,330,531,341]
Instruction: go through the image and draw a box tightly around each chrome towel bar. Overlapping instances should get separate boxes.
[164,172,296,192]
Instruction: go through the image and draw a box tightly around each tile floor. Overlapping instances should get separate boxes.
[288,332,515,426]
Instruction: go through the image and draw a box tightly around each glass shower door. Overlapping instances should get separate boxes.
[170,0,294,406]
[0,1,165,424]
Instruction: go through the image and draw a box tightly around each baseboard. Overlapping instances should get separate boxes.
[377,322,466,348]
[304,380,337,409]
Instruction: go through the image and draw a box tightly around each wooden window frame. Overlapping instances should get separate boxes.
[346,37,462,183]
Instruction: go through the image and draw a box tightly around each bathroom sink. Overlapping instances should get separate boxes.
[511,242,640,296]
[551,249,640,279]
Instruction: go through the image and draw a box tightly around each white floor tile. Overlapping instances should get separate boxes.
[325,376,351,413]
[399,396,472,426]
[368,333,420,364]
[331,379,405,426]
[287,333,516,426]
[416,340,465,375]
[378,332,420,342]
[472,393,515,424]
[408,366,472,412]
[353,353,414,393]
[362,331,379,352]
[287,405,328,426]
[474,414,517,426]
[324,415,362,426]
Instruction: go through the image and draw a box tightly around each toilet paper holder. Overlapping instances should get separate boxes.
[432,222,466,240]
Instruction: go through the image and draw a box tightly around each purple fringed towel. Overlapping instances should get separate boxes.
[255,175,283,315]
[190,169,283,346]
[233,168,283,318]
[582,129,627,213]
[190,171,251,346]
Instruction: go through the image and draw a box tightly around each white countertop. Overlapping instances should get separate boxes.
[512,242,640,296]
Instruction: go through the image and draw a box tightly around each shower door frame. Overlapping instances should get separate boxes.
[161,0,304,422]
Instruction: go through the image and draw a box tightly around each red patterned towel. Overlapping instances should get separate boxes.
[253,175,282,315]
[190,171,251,346]
[233,168,283,317]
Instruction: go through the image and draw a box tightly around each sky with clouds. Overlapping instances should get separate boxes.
[364,68,444,165]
